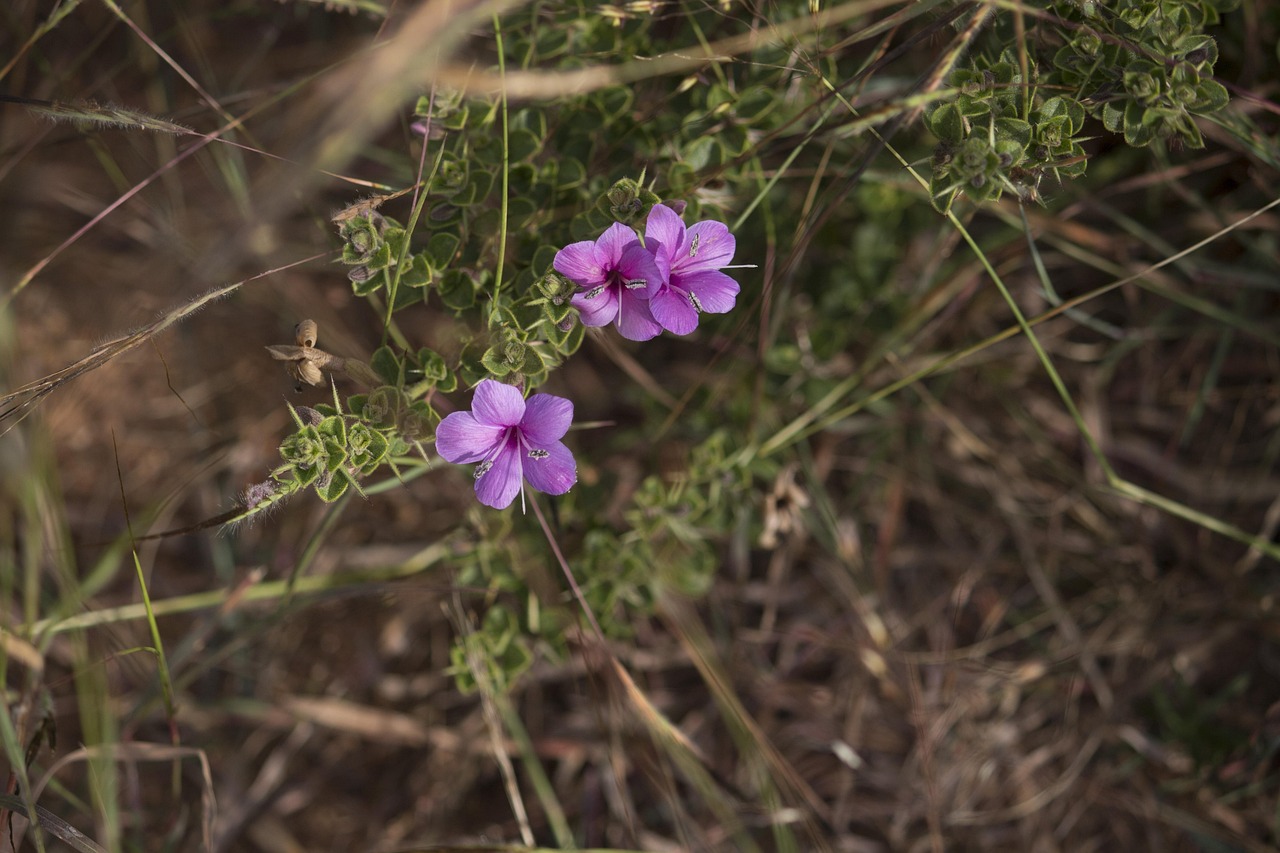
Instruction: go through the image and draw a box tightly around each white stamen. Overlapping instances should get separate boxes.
[688,292,704,312]
[474,460,493,479]
[583,284,606,300]
[688,234,700,258]
[528,448,550,459]
[624,278,647,290]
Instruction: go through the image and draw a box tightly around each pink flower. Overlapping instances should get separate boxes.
[644,204,739,336]
[435,380,577,509]
[553,222,663,341]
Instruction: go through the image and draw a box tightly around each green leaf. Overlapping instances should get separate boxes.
[1037,95,1082,130]
[427,232,461,268]
[441,103,470,131]
[439,269,478,310]
[508,127,543,161]
[292,462,320,488]
[400,253,433,288]
[995,116,1032,150]
[370,345,401,384]
[556,157,586,190]
[540,298,574,325]
[1102,101,1125,134]
[560,321,585,356]
[926,102,966,143]
[534,25,569,57]
[595,87,633,122]
[480,346,513,377]
[1192,79,1229,113]
[351,269,384,297]
[681,135,721,171]
[364,241,395,273]
[519,345,546,375]
[322,438,348,473]
[418,348,449,382]
[735,86,777,125]
[456,168,494,207]
[532,244,558,274]
[314,471,351,502]
[318,415,348,443]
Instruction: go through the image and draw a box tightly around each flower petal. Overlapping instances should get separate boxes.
[435,411,503,463]
[521,440,577,496]
[595,222,640,266]
[471,379,525,427]
[553,240,605,287]
[615,287,663,341]
[520,393,574,445]
[684,220,735,270]
[571,283,620,326]
[681,269,740,314]
[649,286,699,336]
[616,241,662,297]
[474,440,523,509]
[644,204,685,267]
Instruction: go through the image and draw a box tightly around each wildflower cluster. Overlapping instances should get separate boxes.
[437,202,739,508]
[261,186,741,512]
[553,203,739,341]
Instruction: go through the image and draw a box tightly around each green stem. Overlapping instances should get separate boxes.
[491,14,511,324]
[32,542,451,637]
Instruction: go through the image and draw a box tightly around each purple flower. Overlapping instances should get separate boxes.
[435,380,577,509]
[644,204,739,336]
[553,222,663,341]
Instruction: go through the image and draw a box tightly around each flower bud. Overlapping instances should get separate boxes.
[294,319,318,348]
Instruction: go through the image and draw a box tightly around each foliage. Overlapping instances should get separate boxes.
[926,0,1235,211]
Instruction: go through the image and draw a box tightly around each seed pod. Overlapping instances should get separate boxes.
[295,319,318,348]
[295,406,325,426]
[293,359,324,387]
[342,359,382,388]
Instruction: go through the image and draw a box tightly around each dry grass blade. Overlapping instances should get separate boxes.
[436,0,928,98]
[659,594,834,852]
[17,98,193,134]
[282,695,431,746]
[0,794,107,853]
[34,744,216,852]
[0,630,43,675]
[290,0,388,15]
